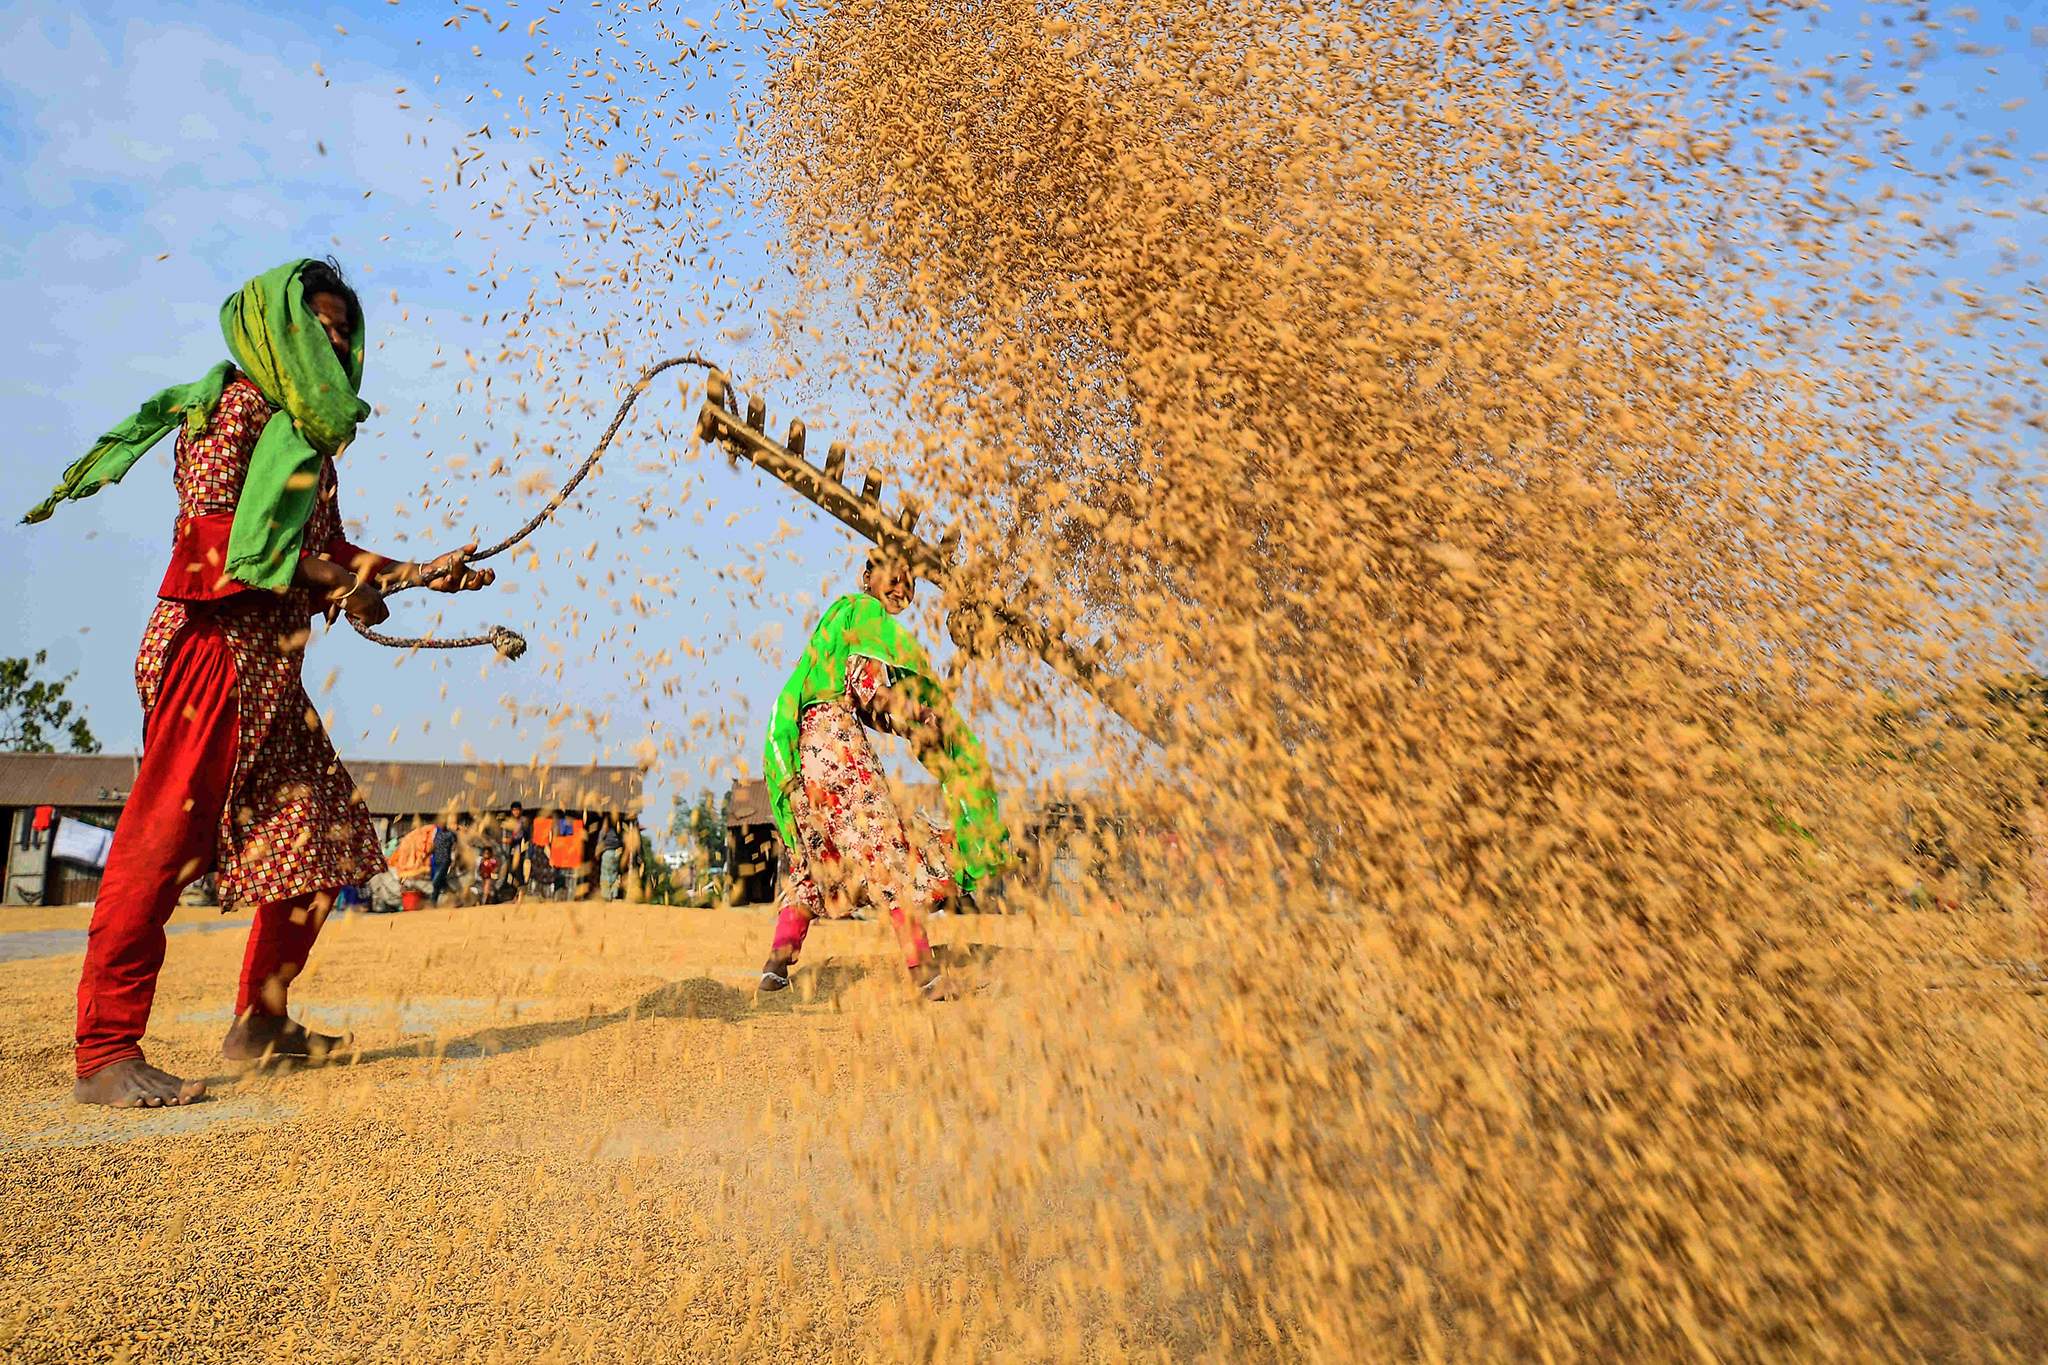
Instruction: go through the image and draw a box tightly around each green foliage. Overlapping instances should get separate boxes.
[0,651,99,754]
[688,789,729,870]
[639,851,679,906]
[654,790,735,903]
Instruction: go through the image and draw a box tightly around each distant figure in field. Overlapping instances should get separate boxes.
[545,811,585,900]
[757,551,1009,1000]
[24,258,495,1107]
[597,815,626,900]
[505,801,532,896]
[524,817,556,901]
[429,817,459,901]
[474,834,505,904]
[368,819,436,914]
[621,819,644,902]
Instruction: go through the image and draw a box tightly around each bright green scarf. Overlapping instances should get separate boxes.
[24,259,369,590]
[765,593,1009,892]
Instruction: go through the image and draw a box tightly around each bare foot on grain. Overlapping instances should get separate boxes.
[222,1015,347,1065]
[73,1057,206,1108]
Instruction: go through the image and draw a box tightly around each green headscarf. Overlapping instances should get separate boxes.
[765,592,1009,892]
[23,259,369,591]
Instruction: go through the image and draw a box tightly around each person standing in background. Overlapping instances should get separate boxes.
[598,816,626,901]
[524,837,552,901]
[547,811,584,900]
[429,818,458,903]
[622,819,644,902]
[505,801,531,897]
[368,817,437,913]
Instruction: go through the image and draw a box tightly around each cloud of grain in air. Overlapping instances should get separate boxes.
[442,0,2048,1355]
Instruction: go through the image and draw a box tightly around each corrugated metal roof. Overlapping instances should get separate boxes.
[345,759,647,817]
[0,753,644,817]
[0,752,143,809]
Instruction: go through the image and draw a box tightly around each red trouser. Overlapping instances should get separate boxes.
[74,622,331,1078]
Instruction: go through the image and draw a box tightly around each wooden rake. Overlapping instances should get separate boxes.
[694,371,1166,746]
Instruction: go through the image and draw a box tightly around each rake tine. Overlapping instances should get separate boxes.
[695,375,729,442]
[687,377,1170,744]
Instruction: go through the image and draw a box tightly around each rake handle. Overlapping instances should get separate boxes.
[695,372,1169,745]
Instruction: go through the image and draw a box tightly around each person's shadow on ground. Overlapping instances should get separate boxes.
[281,942,1023,1073]
[756,941,1012,1011]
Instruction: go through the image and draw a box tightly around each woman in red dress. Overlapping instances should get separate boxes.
[25,258,495,1108]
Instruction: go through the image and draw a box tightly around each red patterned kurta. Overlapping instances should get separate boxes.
[136,375,385,912]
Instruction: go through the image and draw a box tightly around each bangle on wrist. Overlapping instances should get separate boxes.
[335,570,366,605]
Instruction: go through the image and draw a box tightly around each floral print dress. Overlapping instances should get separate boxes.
[776,654,956,923]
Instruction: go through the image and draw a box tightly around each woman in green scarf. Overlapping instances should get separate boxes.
[29,258,496,1109]
[757,552,1009,1000]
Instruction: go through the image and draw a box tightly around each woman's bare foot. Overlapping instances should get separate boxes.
[915,965,960,1002]
[73,1057,206,1108]
[221,1014,346,1065]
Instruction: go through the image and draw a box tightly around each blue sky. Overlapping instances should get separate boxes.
[0,0,1005,828]
[1,1,2042,830]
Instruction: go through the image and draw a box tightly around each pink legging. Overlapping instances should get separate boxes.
[771,893,932,969]
[770,704,955,973]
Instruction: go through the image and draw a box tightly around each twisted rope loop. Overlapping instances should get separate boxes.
[346,355,718,657]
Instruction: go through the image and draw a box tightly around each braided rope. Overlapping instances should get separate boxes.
[345,355,719,658]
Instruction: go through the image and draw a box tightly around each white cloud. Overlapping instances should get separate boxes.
[0,6,511,753]
[0,10,448,219]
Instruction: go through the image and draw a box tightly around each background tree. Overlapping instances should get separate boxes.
[687,790,728,871]
[667,791,689,848]
[0,651,98,754]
